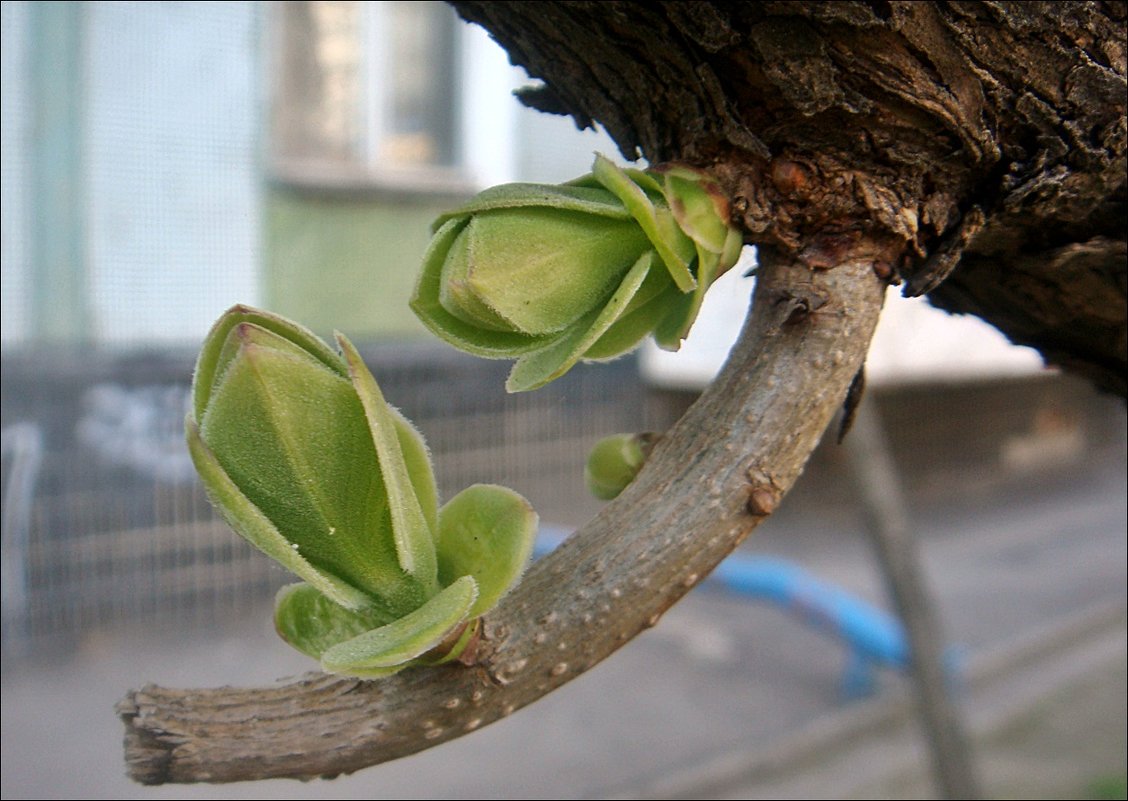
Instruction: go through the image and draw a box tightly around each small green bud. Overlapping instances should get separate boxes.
[411,154,744,392]
[187,305,537,677]
[585,432,658,501]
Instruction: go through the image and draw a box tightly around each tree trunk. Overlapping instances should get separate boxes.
[455,0,1127,395]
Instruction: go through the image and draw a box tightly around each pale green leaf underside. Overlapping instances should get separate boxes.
[436,484,538,618]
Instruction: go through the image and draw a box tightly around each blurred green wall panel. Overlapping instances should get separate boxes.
[263,187,464,340]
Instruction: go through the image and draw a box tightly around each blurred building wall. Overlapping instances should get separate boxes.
[1,2,617,350]
[1,1,260,349]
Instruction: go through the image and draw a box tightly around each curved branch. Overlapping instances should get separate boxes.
[118,247,888,785]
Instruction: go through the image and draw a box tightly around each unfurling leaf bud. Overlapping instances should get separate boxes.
[411,154,744,392]
[187,305,537,678]
[585,432,658,501]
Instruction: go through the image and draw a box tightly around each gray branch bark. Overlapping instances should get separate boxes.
[119,245,889,785]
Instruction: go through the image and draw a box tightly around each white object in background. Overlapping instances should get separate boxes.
[640,249,1047,391]
[460,18,521,187]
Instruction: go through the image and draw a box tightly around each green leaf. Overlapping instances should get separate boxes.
[411,219,559,358]
[592,154,697,292]
[585,288,684,359]
[457,208,652,335]
[186,419,373,611]
[436,484,538,618]
[506,251,653,392]
[338,334,438,594]
[389,406,439,539]
[274,582,395,659]
[654,229,743,349]
[583,263,682,360]
[411,153,742,392]
[654,243,722,348]
[192,305,344,422]
[196,322,427,614]
[436,222,525,332]
[412,618,480,667]
[653,290,698,351]
[584,433,650,500]
[320,575,478,677]
[432,182,634,230]
[721,226,745,272]
[663,171,732,254]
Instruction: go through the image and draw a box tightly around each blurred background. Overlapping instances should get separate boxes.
[2,2,1124,798]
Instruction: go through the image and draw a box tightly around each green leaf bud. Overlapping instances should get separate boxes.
[188,305,538,677]
[584,432,658,501]
[411,154,744,392]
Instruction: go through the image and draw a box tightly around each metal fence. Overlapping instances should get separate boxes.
[0,344,683,657]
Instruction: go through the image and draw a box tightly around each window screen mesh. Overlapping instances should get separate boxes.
[0,1,661,657]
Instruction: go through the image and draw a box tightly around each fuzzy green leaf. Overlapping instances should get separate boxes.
[412,154,742,391]
[592,154,697,292]
[432,182,634,230]
[389,406,440,540]
[585,433,650,501]
[319,576,478,677]
[663,171,732,254]
[583,263,684,360]
[274,582,395,659]
[506,251,653,391]
[199,324,428,612]
[411,219,560,358]
[338,334,438,593]
[192,305,344,422]
[436,485,538,618]
[450,208,652,335]
[186,419,373,611]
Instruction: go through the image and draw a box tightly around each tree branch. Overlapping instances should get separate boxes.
[118,246,888,785]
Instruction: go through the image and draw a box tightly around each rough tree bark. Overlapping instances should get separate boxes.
[462,0,1126,394]
[119,1,1126,784]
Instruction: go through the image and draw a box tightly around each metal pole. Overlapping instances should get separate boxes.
[845,398,981,799]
